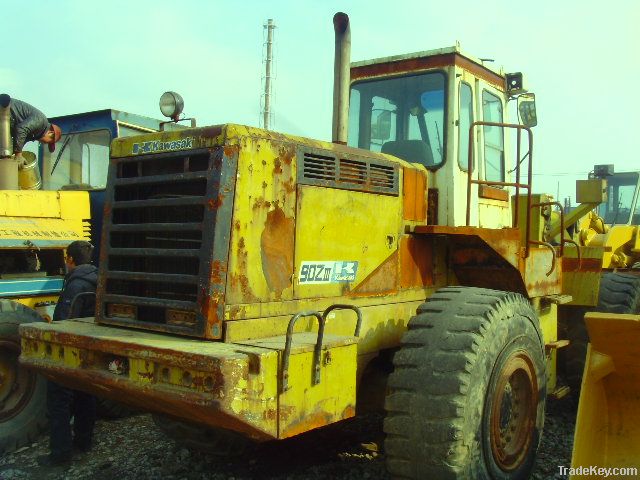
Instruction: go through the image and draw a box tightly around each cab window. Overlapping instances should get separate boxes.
[458,82,473,171]
[482,90,504,182]
[348,72,446,168]
[42,129,111,190]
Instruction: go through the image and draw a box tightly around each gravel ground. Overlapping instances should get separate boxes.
[0,398,576,480]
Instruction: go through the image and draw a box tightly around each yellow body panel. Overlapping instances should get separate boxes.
[0,191,89,219]
[0,190,90,245]
[226,134,297,304]
[561,245,604,306]
[571,313,640,478]
[20,318,356,440]
[294,185,402,299]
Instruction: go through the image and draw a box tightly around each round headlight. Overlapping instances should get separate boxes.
[159,91,184,119]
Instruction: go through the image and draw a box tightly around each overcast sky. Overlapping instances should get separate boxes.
[4,0,639,201]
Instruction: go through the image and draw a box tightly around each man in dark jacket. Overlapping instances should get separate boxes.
[38,241,98,466]
[9,97,61,159]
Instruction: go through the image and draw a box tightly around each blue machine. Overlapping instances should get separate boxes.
[38,109,178,262]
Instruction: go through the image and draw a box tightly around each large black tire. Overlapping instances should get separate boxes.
[152,414,253,457]
[559,307,588,395]
[384,287,546,480]
[563,272,640,395]
[96,397,138,419]
[0,300,48,454]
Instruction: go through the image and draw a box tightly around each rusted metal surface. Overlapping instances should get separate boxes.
[479,184,509,202]
[297,146,399,197]
[260,208,295,300]
[427,188,438,224]
[20,319,280,440]
[350,251,398,296]
[489,351,538,471]
[414,225,562,297]
[399,235,434,289]
[351,52,505,91]
[402,167,427,221]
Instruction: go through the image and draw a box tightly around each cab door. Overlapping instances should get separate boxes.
[475,80,511,229]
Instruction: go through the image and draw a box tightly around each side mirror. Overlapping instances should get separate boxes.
[517,93,537,128]
[371,109,392,141]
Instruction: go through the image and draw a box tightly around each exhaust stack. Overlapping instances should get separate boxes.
[332,12,351,145]
[0,94,12,157]
[0,94,19,190]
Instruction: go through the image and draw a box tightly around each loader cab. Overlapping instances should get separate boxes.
[348,46,527,228]
[597,171,640,225]
[37,110,183,261]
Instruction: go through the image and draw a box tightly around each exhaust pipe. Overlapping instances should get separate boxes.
[0,94,19,190]
[332,12,351,145]
[0,94,12,157]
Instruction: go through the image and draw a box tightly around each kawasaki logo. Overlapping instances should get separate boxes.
[132,137,195,155]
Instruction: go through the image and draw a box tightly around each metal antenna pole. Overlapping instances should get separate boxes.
[262,19,275,130]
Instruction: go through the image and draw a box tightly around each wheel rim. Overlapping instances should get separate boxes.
[0,346,37,421]
[489,351,538,471]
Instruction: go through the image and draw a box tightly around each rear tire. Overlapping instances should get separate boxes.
[384,287,545,480]
[0,301,48,455]
[152,414,253,457]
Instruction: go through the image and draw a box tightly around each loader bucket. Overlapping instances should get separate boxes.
[571,312,640,478]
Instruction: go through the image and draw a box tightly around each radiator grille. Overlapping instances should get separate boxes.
[98,148,217,336]
[300,151,398,195]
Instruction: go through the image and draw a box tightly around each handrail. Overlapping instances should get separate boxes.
[466,122,533,255]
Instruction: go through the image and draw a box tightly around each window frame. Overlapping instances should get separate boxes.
[348,70,449,171]
[481,88,505,183]
[458,81,474,172]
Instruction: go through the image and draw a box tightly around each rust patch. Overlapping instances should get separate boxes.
[278,144,296,165]
[260,208,294,299]
[223,144,239,157]
[209,261,227,285]
[400,235,434,288]
[351,52,505,91]
[562,257,602,273]
[273,158,283,175]
[208,194,224,210]
[230,236,259,303]
[252,198,272,210]
[351,251,399,295]
[283,178,296,194]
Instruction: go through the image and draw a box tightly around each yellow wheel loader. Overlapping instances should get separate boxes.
[17,13,625,479]
[0,95,182,454]
[556,165,640,394]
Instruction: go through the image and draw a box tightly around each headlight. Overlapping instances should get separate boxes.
[159,91,184,119]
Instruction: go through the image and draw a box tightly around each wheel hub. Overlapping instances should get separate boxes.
[0,346,36,421]
[490,351,537,471]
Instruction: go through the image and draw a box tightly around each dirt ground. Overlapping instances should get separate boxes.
[0,399,575,480]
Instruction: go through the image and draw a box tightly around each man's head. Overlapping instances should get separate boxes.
[39,123,61,152]
[65,241,94,271]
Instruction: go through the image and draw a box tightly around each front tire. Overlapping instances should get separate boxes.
[384,287,545,480]
[0,301,48,455]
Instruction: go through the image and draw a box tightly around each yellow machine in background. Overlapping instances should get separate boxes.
[0,94,182,454]
[0,94,92,454]
[550,165,640,394]
[17,13,635,480]
[570,312,640,479]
